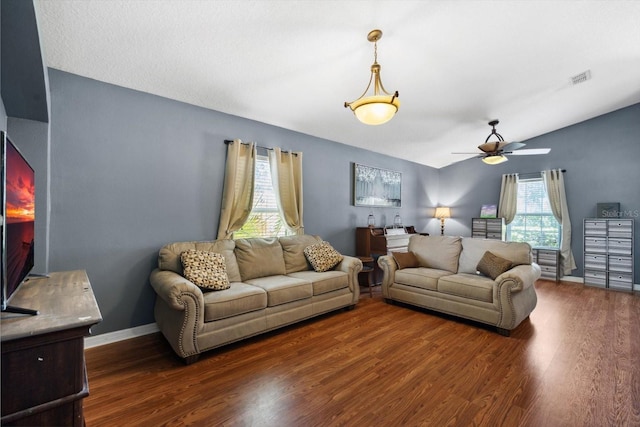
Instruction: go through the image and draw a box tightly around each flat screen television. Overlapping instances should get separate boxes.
[1,131,38,314]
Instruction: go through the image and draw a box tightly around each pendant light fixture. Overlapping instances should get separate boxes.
[481,120,508,165]
[344,29,400,125]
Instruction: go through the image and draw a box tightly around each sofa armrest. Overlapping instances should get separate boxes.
[495,263,542,293]
[378,255,397,297]
[335,255,362,301]
[494,263,541,329]
[150,268,204,311]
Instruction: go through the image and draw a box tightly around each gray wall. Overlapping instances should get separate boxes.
[47,69,439,334]
[439,103,640,282]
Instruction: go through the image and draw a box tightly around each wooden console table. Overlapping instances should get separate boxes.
[1,270,102,426]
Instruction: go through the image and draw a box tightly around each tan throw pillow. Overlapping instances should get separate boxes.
[304,242,344,272]
[476,251,513,280]
[392,251,419,269]
[180,250,230,291]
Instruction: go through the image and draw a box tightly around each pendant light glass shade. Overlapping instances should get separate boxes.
[482,154,508,165]
[345,30,400,125]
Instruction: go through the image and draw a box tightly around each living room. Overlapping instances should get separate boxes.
[1,1,639,425]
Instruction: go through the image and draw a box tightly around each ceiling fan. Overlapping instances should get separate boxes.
[453,120,551,164]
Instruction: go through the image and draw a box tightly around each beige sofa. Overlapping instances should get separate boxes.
[150,235,361,363]
[378,235,540,335]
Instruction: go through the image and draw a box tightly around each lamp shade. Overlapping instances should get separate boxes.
[434,207,451,219]
[482,154,508,165]
[352,95,400,125]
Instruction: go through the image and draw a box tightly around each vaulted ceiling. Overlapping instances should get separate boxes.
[34,0,640,168]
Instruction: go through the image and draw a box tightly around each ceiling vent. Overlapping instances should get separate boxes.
[571,70,592,85]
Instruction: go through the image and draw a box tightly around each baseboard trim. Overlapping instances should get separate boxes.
[85,323,159,349]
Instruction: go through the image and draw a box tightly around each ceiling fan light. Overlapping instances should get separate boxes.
[482,154,508,165]
[351,95,400,125]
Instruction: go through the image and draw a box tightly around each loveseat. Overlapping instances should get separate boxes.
[378,235,540,335]
[150,235,361,363]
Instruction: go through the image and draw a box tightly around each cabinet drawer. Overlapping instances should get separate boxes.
[609,273,633,291]
[537,250,559,263]
[539,265,557,279]
[584,237,607,253]
[608,239,632,255]
[608,220,633,238]
[584,254,607,270]
[584,270,607,288]
[584,220,607,235]
[486,232,502,240]
[1,338,85,415]
[608,255,633,273]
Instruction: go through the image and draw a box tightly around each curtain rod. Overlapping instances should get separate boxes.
[224,139,298,156]
[517,169,566,179]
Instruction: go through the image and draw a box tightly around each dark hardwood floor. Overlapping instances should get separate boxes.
[84,280,640,426]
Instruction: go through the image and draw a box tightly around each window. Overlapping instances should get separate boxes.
[506,178,561,248]
[234,155,290,239]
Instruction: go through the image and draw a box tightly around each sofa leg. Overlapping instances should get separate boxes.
[384,298,395,305]
[496,327,510,337]
[184,354,200,365]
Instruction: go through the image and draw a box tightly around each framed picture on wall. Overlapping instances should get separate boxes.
[353,163,401,207]
[480,204,497,218]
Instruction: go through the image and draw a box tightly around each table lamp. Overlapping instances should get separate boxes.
[434,207,451,236]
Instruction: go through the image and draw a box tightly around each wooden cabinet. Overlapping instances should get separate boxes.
[1,270,102,426]
[471,218,505,240]
[532,248,560,282]
[583,219,634,291]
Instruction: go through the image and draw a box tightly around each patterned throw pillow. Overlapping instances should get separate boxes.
[303,242,344,272]
[476,251,513,280]
[180,250,231,291]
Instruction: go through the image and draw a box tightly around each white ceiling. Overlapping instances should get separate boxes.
[34,0,640,168]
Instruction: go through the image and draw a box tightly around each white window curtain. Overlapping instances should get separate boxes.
[268,147,304,235]
[217,140,256,240]
[498,173,519,224]
[542,169,576,275]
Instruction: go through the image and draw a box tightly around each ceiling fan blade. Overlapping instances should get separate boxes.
[502,141,526,151]
[509,148,551,156]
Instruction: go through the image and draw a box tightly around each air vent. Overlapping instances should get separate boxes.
[571,70,592,85]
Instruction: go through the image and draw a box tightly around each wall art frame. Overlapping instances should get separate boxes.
[353,163,402,207]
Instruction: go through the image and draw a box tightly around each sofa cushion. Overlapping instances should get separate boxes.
[202,282,267,322]
[437,273,494,303]
[287,270,349,295]
[408,235,462,273]
[392,251,420,269]
[180,250,231,291]
[458,238,532,274]
[158,240,241,283]
[235,238,287,281]
[245,275,313,306]
[304,242,344,272]
[477,251,514,280]
[395,268,453,291]
[279,235,323,273]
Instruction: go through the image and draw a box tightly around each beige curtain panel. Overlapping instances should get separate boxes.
[217,140,256,240]
[498,173,519,224]
[542,169,576,275]
[269,147,304,234]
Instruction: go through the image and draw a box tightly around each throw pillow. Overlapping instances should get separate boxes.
[392,251,419,269]
[304,242,344,272]
[476,251,513,280]
[181,250,231,291]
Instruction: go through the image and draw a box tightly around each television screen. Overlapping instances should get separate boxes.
[1,131,35,311]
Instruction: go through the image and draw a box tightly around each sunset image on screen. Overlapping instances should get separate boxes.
[5,142,35,223]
